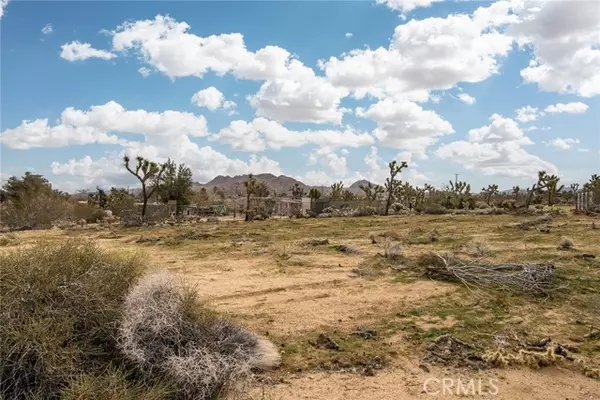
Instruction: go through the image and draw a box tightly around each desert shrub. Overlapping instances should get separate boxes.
[352,205,377,217]
[321,206,336,214]
[383,239,403,262]
[60,369,170,400]
[0,232,19,247]
[0,194,72,230]
[390,202,408,212]
[499,199,516,210]
[118,272,280,399]
[121,210,144,227]
[464,238,493,257]
[558,236,574,250]
[0,241,143,399]
[475,201,489,209]
[369,231,378,244]
[74,203,106,223]
[246,201,274,221]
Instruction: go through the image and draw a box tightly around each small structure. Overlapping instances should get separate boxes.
[576,191,596,212]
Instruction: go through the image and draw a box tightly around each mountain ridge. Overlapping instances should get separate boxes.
[192,174,376,197]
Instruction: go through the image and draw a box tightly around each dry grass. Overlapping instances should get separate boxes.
[119,272,280,399]
[0,241,143,399]
[559,236,574,250]
[3,208,600,397]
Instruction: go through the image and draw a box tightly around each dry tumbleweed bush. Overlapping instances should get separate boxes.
[119,272,281,399]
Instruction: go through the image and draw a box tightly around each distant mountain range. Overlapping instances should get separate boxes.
[192,174,374,197]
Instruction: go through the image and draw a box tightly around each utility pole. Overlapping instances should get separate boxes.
[454,173,460,186]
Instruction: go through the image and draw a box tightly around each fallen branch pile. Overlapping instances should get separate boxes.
[424,254,556,295]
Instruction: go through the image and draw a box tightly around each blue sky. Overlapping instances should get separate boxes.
[1,0,598,192]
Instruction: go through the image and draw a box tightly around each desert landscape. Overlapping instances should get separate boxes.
[2,207,599,399]
[2,0,599,398]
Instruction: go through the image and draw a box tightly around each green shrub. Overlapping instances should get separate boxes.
[0,242,280,400]
[73,203,106,223]
[0,241,143,399]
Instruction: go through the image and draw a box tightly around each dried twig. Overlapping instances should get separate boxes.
[425,253,557,295]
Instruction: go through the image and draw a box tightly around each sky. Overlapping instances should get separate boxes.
[1,0,599,193]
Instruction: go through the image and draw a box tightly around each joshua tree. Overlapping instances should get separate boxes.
[244,174,257,221]
[481,184,499,206]
[424,183,435,196]
[290,183,305,200]
[414,187,426,208]
[570,183,579,193]
[341,189,354,201]
[449,180,470,195]
[88,186,108,209]
[512,186,520,202]
[395,181,414,205]
[384,160,408,215]
[123,156,167,220]
[583,174,600,201]
[308,188,321,200]
[525,184,537,209]
[330,181,344,201]
[254,181,270,198]
[544,174,563,206]
[360,182,384,205]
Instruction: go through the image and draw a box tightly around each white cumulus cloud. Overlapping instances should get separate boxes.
[212,117,374,152]
[191,87,236,112]
[547,137,580,150]
[457,93,476,105]
[436,113,557,178]
[0,0,9,19]
[60,41,116,61]
[356,99,453,157]
[322,2,515,101]
[510,0,600,97]
[544,102,589,114]
[515,105,539,122]
[0,101,208,149]
[376,0,444,13]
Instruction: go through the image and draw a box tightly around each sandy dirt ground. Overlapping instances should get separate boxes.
[6,212,600,399]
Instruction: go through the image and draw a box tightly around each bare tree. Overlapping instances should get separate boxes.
[123,156,167,220]
[384,160,408,215]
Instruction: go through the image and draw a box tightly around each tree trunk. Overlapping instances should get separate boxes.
[245,193,250,221]
[385,191,392,216]
[141,186,147,220]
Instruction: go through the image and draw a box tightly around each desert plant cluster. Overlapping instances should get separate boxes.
[1,159,599,399]
[1,156,598,232]
[0,242,280,399]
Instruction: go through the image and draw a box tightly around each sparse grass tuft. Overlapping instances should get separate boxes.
[559,236,574,250]
[334,243,361,254]
[0,232,19,247]
[465,237,493,257]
